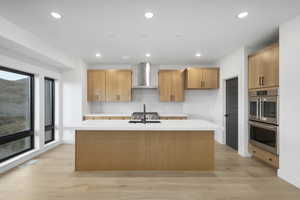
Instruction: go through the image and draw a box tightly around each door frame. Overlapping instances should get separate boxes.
[224,76,239,151]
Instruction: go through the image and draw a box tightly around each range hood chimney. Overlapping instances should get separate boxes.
[132,62,158,88]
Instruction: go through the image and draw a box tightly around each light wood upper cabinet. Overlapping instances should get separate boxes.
[202,68,219,89]
[106,70,132,102]
[185,68,219,89]
[249,43,279,90]
[159,70,184,102]
[248,54,261,89]
[87,70,106,102]
[87,69,132,102]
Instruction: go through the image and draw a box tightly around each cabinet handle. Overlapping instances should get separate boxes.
[259,77,261,86]
[170,95,174,101]
[116,95,120,101]
[268,158,273,161]
[262,76,264,86]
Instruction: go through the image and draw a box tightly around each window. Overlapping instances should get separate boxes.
[0,66,34,163]
[44,78,55,144]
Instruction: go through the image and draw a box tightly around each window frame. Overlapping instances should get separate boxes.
[0,66,35,163]
[44,77,55,144]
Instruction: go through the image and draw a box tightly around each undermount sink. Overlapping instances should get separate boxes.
[128,120,161,124]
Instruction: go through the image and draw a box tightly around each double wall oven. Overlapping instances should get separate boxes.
[249,89,279,155]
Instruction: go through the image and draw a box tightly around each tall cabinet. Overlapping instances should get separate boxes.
[248,43,279,90]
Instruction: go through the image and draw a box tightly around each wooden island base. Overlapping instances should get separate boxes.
[75,130,214,171]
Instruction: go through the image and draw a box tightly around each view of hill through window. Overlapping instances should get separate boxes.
[0,68,33,162]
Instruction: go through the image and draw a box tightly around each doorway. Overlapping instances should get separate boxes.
[225,77,239,151]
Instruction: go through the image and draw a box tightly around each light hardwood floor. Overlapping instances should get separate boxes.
[0,143,299,200]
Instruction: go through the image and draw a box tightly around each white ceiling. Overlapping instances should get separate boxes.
[0,0,300,66]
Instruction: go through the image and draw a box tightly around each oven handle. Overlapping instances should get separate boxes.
[249,121,278,131]
[259,98,261,120]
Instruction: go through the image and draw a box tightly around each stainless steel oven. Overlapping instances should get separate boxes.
[249,121,279,155]
[249,89,278,125]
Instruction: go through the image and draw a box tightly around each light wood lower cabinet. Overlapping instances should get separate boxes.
[87,69,132,102]
[248,43,279,90]
[159,116,187,120]
[185,68,219,89]
[249,144,279,168]
[84,116,187,120]
[75,130,214,171]
[159,70,185,102]
[84,116,131,120]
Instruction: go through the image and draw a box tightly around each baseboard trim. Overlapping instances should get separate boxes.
[278,168,300,189]
[0,141,61,174]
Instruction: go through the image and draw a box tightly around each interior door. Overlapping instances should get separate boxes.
[225,77,239,151]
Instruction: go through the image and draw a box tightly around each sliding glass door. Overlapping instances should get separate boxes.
[0,66,34,162]
[44,78,55,144]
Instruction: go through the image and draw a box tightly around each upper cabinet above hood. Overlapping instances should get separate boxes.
[132,62,158,89]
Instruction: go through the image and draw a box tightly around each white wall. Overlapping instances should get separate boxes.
[215,48,249,156]
[62,60,87,143]
[0,16,78,70]
[278,15,300,189]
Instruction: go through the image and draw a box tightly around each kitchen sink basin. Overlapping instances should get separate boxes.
[128,120,161,124]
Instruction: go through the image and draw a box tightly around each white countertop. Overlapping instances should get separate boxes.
[65,119,218,131]
[85,113,189,117]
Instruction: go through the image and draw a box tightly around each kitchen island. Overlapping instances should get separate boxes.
[68,120,218,171]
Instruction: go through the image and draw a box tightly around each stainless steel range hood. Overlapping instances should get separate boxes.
[132,62,158,89]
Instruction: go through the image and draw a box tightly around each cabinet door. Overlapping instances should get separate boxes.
[87,70,106,102]
[202,68,219,89]
[159,70,172,102]
[106,70,132,102]
[171,70,185,101]
[248,54,262,90]
[186,68,203,89]
[260,44,279,88]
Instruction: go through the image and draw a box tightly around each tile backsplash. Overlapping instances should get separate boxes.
[89,89,183,114]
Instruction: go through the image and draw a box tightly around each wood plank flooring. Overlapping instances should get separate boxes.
[0,143,299,200]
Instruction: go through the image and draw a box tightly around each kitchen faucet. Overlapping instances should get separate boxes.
[142,104,146,124]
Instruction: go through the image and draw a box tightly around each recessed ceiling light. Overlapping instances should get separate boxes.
[145,12,154,19]
[145,53,151,57]
[51,12,63,19]
[96,53,101,57]
[237,12,248,19]
[195,53,202,57]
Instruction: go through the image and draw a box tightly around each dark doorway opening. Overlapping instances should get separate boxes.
[225,77,238,151]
